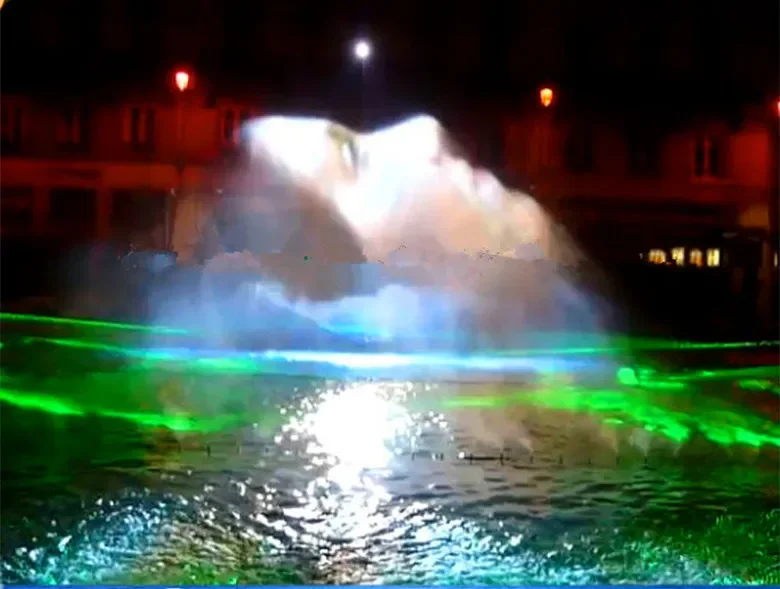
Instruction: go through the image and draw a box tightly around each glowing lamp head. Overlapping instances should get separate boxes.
[353,39,372,62]
[776,98,780,118]
[174,71,190,92]
[540,87,554,108]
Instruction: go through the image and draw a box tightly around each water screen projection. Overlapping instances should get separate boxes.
[162,114,601,352]
[3,115,779,586]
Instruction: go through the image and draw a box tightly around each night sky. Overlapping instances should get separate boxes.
[1,0,778,122]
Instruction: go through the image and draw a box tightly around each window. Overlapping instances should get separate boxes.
[49,188,97,238]
[56,106,88,149]
[693,136,724,178]
[111,191,167,249]
[648,249,667,264]
[706,248,721,267]
[565,126,594,173]
[0,186,34,231]
[1,103,23,150]
[627,131,659,176]
[122,107,156,149]
[671,247,685,266]
[689,249,703,267]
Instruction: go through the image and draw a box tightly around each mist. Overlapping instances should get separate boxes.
[151,114,611,352]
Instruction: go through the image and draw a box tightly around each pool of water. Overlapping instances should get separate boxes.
[1,330,778,585]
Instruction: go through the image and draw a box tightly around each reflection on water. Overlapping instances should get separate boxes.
[1,372,778,584]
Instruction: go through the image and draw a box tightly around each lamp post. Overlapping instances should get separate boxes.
[351,38,372,129]
[534,86,556,187]
[166,68,191,251]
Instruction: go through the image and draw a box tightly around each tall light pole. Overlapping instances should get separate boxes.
[166,68,191,251]
[351,38,372,129]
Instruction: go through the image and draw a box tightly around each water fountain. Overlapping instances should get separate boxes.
[160,114,608,354]
[2,115,778,586]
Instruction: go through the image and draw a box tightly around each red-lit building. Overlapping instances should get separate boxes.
[2,89,776,267]
[0,88,260,249]
[502,101,779,269]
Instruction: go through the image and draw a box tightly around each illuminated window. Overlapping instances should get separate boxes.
[706,248,720,267]
[689,249,703,267]
[774,252,778,268]
[648,249,667,264]
[671,247,685,266]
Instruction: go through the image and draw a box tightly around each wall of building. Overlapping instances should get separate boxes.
[1,91,777,270]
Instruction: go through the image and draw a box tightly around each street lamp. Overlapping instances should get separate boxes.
[167,68,193,250]
[174,70,190,93]
[540,87,554,108]
[351,38,372,129]
[352,39,372,63]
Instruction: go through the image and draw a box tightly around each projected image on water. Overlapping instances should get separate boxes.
[155,113,598,353]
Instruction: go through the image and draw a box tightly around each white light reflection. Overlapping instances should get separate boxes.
[278,383,422,546]
[305,383,412,478]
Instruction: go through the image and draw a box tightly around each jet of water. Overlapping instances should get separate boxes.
[162,114,610,351]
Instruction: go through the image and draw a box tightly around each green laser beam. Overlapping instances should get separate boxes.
[3,312,778,355]
[10,335,780,376]
[2,370,778,450]
[0,312,189,335]
[0,386,272,433]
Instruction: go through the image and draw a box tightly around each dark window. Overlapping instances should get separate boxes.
[49,188,97,239]
[694,139,706,176]
[566,126,594,173]
[111,191,167,249]
[708,141,720,176]
[1,104,23,151]
[127,107,156,149]
[693,136,723,178]
[56,106,90,151]
[0,186,34,231]
[627,131,659,176]
[145,109,156,145]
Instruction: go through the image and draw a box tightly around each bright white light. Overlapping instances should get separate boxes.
[362,115,442,165]
[353,39,372,62]
[305,384,410,472]
[246,116,348,185]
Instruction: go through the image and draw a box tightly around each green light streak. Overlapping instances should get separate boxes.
[2,328,777,449]
[438,385,780,448]
[618,365,780,394]
[489,334,780,356]
[0,386,266,433]
[0,388,84,416]
[3,312,778,356]
[0,312,189,335]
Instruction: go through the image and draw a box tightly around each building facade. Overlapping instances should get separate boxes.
[1,88,260,247]
[2,89,777,264]
[502,102,779,269]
